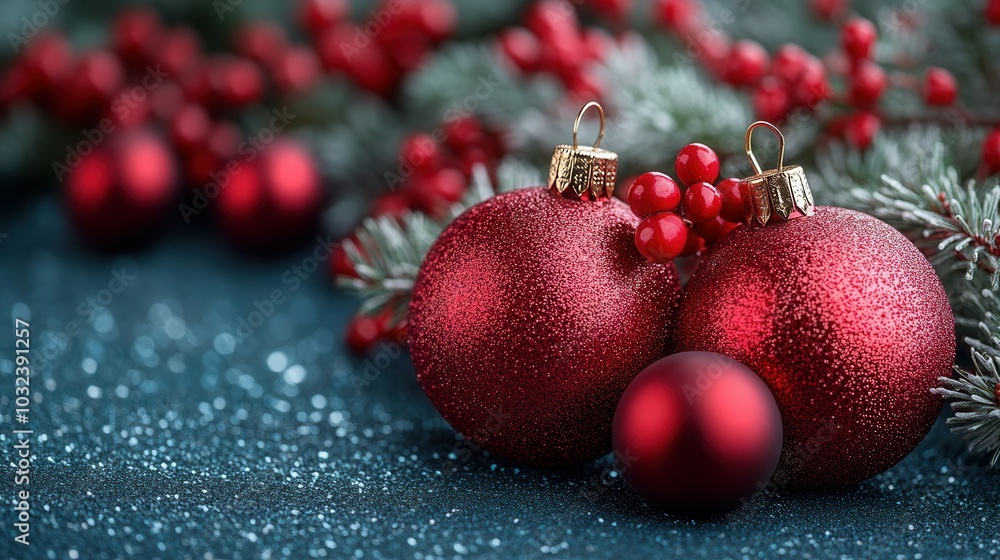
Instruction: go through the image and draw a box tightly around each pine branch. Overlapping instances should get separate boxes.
[336,159,543,326]
[933,322,1000,467]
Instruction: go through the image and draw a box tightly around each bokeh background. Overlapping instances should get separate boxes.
[1,0,999,558]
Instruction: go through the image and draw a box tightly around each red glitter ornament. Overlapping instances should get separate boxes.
[65,130,177,248]
[613,352,783,517]
[674,124,953,487]
[409,104,682,466]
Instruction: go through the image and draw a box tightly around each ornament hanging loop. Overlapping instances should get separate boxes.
[738,120,814,227]
[573,101,605,151]
[549,101,618,201]
[745,120,784,176]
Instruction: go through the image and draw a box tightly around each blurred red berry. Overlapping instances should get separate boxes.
[113,8,162,68]
[723,40,769,87]
[300,0,349,35]
[586,0,633,21]
[414,0,457,42]
[988,0,1000,25]
[371,192,412,220]
[982,129,1000,173]
[271,47,321,95]
[848,60,887,106]
[346,315,384,355]
[234,22,287,65]
[23,33,74,93]
[332,240,360,279]
[841,18,877,59]
[794,59,832,107]
[400,133,442,173]
[810,0,847,21]
[209,57,264,108]
[923,67,957,106]
[169,104,212,152]
[157,27,202,76]
[73,50,125,106]
[654,0,700,35]
[772,44,810,84]
[752,77,791,122]
[844,112,880,150]
[526,0,580,40]
[499,28,542,72]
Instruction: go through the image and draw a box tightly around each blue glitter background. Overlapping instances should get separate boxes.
[1,200,997,559]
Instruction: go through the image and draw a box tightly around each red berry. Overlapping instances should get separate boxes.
[73,50,125,105]
[848,60,887,106]
[113,8,162,68]
[923,67,957,106]
[587,0,633,21]
[841,18,877,59]
[628,172,682,217]
[526,0,580,40]
[695,215,740,244]
[794,59,832,108]
[988,0,1000,25]
[23,33,74,93]
[157,27,202,76]
[169,104,212,152]
[844,112,880,150]
[723,40,769,87]
[499,28,542,72]
[566,69,606,101]
[346,315,383,355]
[444,117,485,152]
[810,0,847,21]
[982,129,1000,173]
[682,182,723,223]
[371,192,412,220]
[414,0,457,43]
[400,133,441,173]
[679,229,705,257]
[583,29,615,62]
[234,22,287,65]
[300,0,349,35]
[635,212,689,264]
[271,47,321,95]
[752,77,791,122]
[675,143,720,186]
[772,44,810,84]
[654,0,700,35]
[716,177,745,223]
[209,57,264,108]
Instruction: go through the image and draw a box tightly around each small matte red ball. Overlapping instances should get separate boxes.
[613,351,783,518]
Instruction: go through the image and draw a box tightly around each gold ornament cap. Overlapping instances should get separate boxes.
[549,102,618,201]
[739,121,815,227]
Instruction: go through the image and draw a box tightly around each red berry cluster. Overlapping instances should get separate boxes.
[498,0,614,101]
[0,8,327,250]
[627,143,741,263]
[333,115,506,354]
[307,0,456,96]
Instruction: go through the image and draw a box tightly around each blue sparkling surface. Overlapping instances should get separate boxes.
[0,200,997,560]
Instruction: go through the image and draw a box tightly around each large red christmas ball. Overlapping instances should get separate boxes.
[675,207,955,488]
[216,138,323,252]
[65,130,177,248]
[409,187,683,466]
[613,351,783,517]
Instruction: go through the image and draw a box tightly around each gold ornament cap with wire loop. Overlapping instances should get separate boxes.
[549,101,618,201]
[739,121,815,227]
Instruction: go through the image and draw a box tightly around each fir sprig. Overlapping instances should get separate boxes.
[336,159,543,326]
[934,345,1000,466]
